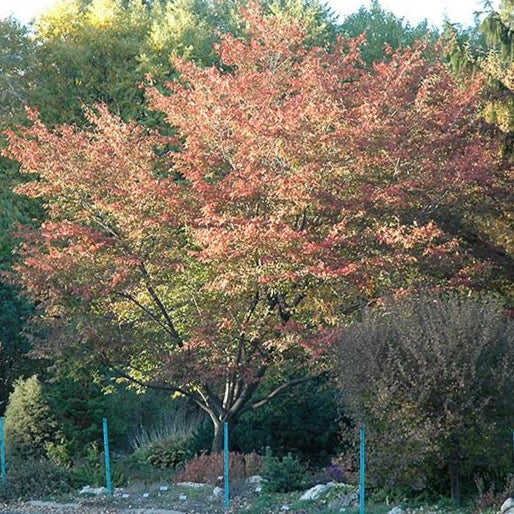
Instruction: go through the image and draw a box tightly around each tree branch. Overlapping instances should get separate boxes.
[238,374,321,416]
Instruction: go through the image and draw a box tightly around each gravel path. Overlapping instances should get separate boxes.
[0,503,185,514]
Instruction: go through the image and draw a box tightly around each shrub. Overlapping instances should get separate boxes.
[146,436,193,469]
[174,451,263,485]
[71,441,124,487]
[263,447,306,493]
[4,375,60,459]
[0,458,73,500]
[332,294,514,502]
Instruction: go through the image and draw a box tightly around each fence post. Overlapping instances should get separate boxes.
[102,418,113,495]
[224,421,229,511]
[0,417,5,484]
[360,426,366,514]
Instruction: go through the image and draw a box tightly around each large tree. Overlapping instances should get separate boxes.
[5,5,501,450]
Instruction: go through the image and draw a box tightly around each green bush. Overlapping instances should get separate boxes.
[146,436,193,469]
[70,441,123,488]
[263,447,306,493]
[114,451,175,485]
[0,458,73,500]
[4,375,60,459]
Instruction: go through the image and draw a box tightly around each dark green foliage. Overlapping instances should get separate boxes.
[111,451,175,485]
[263,447,306,492]
[0,283,34,414]
[0,17,33,122]
[46,372,127,456]
[146,436,193,468]
[0,458,73,500]
[4,375,59,459]
[333,294,514,502]
[341,0,435,65]
[233,375,344,466]
[71,441,124,487]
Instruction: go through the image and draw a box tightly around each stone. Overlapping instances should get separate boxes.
[255,485,262,493]
[246,475,263,484]
[143,493,150,498]
[159,485,169,492]
[501,498,514,513]
[213,486,223,497]
[281,505,290,511]
[300,483,334,501]
[179,494,187,500]
[388,507,404,514]
[328,487,359,510]
[122,493,130,498]
[175,482,207,488]
[28,501,80,509]
[79,485,108,495]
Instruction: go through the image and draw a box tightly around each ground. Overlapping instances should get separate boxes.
[0,482,486,514]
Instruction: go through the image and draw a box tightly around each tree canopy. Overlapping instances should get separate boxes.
[5,4,503,450]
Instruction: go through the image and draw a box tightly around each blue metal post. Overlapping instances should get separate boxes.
[102,418,113,495]
[0,417,6,483]
[224,421,229,511]
[360,426,366,514]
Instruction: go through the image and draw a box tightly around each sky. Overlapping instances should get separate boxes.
[0,0,501,28]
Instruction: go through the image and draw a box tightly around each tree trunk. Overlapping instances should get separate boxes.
[211,419,224,453]
[449,464,461,505]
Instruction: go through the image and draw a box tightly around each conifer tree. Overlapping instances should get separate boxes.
[4,376,58,458]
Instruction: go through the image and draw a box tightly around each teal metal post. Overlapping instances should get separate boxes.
[0,417,6,483]
[102,418,113,495]
[360,426,366,514]
[224,422,229,511]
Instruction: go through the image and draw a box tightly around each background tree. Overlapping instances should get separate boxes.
[0,17,41,412]
[5,5,501,452]
[340,0,434,65]
[445,2,514,303]
[332,294,514,503]
[30,0,339,126]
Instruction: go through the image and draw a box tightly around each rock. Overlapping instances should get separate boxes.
[213,486,223,497]
[502,498,514,513]
[143,492,150,498]
[179,494,187,500]
[255,485,262,493]
[246,475,264,484]
[159,485,169,492]
[328,486,359,510]
[79,485,108,495]
[122,493,130,498]
[300,483,334,501]
[388,507,404,514]
[281,505,290,511]
[28,501,81,509]
[175,481,207,488]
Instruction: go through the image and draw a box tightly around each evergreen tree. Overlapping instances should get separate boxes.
[4,376,59,458]
[341,0,434,65]
[444,2,514,303]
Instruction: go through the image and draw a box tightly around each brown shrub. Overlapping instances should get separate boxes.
[174,451,263,485]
